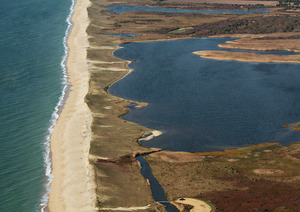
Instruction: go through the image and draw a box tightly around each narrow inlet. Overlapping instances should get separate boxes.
[136,156,178,212]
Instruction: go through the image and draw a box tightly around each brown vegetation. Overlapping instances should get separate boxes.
[86,0,163,209]
[194,50,300,63]
[150,15,300,37]
[193,34,300,63]
[86,0,300,211]
[146,143,300,211]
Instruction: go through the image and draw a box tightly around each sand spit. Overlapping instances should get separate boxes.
[218,36,300,53]
[139,130,163,141]
[48,0,97,211]
[194,34,300,63]
[194,50,300,63]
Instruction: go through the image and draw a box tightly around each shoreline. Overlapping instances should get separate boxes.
[194,50,300,63]
[43,0,300,210]
[92,3,300,209]
[48,0,97,211]
[193,34,300,63]
[85,0,162,209]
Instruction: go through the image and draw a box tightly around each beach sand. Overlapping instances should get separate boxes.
[48,0,97,211]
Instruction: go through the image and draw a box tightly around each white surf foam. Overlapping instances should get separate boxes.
[39,0,76,211]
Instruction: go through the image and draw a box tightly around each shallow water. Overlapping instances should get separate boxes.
[110,38,300,152]
[106,4,270,15]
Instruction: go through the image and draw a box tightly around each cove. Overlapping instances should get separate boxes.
[106,5,270,15]
[109,38,300,152]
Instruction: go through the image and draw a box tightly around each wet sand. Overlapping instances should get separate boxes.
[48,0,97,211]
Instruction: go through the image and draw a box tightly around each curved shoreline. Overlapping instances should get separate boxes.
[45,0,300,210]
[48,0,97,211]
[94,5,300,210]
[194,50,300,63]
[193,35,300,63]
[39,0,74,209]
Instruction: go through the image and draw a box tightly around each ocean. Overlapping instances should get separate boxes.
[0,0,73,211]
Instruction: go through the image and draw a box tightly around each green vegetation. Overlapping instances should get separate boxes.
[179,16,300,36]
[169,27,193,34]
[277,0,300,8]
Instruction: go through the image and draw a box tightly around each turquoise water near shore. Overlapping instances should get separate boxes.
[0,0,72,211]
[110,38,300,152]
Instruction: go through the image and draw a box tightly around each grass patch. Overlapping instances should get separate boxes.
[169,27,193,34]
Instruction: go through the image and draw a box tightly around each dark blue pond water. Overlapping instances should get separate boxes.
[109,38,300,152]
[136,156,178,211]
[106,5,269,15]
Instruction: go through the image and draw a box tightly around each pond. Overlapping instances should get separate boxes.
[109,38,300,152]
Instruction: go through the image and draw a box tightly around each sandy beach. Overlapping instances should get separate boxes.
[48,0,97,211]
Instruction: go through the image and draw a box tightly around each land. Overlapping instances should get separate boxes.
[175,198,213,212]
[283,121,300,131]
[48,0,96,211]
[50,0,300,211]
[194,33,300,63]
[147,143,300,211]
[86,0,164,210]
